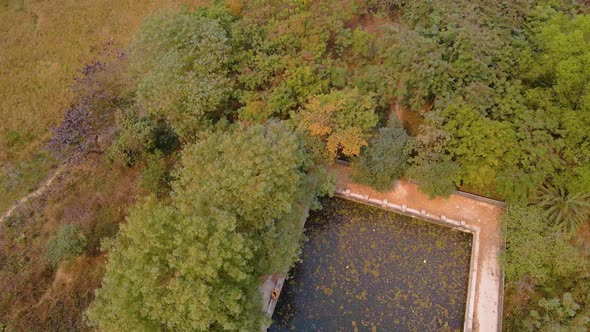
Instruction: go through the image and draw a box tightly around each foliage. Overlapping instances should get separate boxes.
[107,112,157,167]
[132,11,232,140]
[229,0,387,128]
[293,88,378,161]
[351,121,411,191]
[44,224,87,268]
[377,2,590,204]
[407,160,460,199]
[503,204,590,330]
[525,293,590,331]
[140,152,173,198]
[441,104,518,193]
[535,184,590,233]
[377,0,525,115]
[174,121,331,272]
[519,12,590,189]
[407,112,459,198]
[108,111,179,167]
[86,200,264,331]
[88,122,333,330]
[503,204,585,283]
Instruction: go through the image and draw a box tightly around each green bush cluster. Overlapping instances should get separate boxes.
[44,225,87,268]
[351,121,412,191]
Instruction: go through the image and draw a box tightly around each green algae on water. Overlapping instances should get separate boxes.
[270,197,472,331]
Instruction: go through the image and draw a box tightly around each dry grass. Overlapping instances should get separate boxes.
[0,154,142,330]
[0,0,205,213]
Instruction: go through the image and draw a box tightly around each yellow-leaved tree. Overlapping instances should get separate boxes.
[293,88,378,161]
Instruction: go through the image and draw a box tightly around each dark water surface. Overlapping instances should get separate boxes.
[270,197,472,331]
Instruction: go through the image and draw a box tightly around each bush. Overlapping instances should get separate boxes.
[140,152,172,197]
[534,184,590,233]
[47,53,131,163]
[407,160,460,198]
[351,125,411,191]
[107,112,157,166]
[45,225,87,268]
[502,204,590,330]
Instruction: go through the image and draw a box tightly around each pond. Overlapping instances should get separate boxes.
[270,197,472,331]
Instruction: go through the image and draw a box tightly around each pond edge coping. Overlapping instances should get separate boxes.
[263,188,481,331]
[264,160,504,331]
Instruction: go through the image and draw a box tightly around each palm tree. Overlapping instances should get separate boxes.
[535,184,590,233]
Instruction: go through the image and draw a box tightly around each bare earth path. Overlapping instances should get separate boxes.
[0,165,66,224]
[332,163,504,332]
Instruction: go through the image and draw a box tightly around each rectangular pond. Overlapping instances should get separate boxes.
[270,197,472,331]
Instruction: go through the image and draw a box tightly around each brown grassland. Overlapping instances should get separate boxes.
[0,0,204,213]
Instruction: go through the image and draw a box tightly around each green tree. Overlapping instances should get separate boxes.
[132,12,232,140]
[407,160,460,199]
[503,204,590,331]
[87,122,333,331]
[107,111,158,166]
[174,121,331,272]
[351,122,412,191]
[441,104,518,193]
[517,11,590,196]
[406,112,460,198]
[86,200,264,331]
[503,204,585,286]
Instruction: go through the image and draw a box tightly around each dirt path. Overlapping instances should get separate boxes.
[0,165,67,224]
[332,163,505,332]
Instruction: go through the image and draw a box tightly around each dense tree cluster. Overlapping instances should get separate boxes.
[132,12,233,140]
[86,122,332,330]
[372,2,590,326]
[38,0,590,329]
[503,204,590,330]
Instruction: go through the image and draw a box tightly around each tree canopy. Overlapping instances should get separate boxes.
[87,122,332,330]
[132,12,232,140]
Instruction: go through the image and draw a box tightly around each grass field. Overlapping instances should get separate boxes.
[0,0,205,213]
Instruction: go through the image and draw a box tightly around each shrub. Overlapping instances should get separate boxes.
[535,184,590,233]
[140,152,172,197]
[294,88,378,161]
[87,207,120,256]
[351,125,412,191]
[47,52,130,163]
[407,160,460,198]
[107,112,157,167]
[44,225,87,268]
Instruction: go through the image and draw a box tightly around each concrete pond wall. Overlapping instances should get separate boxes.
[262,162,505,331]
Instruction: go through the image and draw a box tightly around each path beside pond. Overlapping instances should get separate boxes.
[332,163,504,332]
